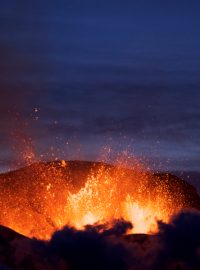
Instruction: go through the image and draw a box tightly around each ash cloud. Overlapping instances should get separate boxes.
[1,210,200,270]
[47,220,133,270]
[154,210,200,270]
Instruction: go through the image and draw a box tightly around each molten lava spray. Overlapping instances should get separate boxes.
[0,159,186,239]
[67,164,163,233]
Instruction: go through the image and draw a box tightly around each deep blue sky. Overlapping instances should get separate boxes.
[0,1,200,172]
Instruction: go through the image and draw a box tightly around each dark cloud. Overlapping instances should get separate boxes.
[1,210,199,270]
[10,220,134,270]
[47,220,133,270]
[155,210,200,270]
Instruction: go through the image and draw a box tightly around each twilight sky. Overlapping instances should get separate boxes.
[0,1,200,172]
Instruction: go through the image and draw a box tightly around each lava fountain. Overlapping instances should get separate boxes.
[0,159,196,240]
[66,164,170,233]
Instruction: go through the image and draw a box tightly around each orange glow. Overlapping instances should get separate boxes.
[0,159,184,239]
[65,164,178,235]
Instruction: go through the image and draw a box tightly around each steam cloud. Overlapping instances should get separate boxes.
[1,210,200,270]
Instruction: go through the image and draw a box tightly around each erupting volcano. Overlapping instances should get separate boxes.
[0,160,199,240]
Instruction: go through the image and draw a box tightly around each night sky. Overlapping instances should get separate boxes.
[0,1,200,173]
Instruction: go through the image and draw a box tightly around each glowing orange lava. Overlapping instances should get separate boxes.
[65,164,174,234]
[0,160,184,239]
